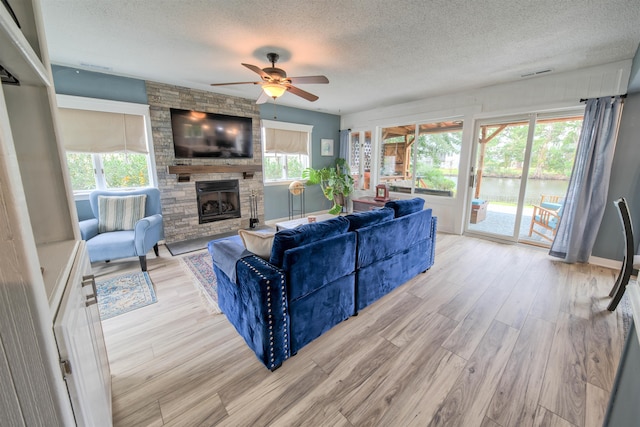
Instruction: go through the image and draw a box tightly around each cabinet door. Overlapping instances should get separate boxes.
[54,243,112,426]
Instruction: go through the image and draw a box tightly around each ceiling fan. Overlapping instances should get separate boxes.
[211,52,329,104]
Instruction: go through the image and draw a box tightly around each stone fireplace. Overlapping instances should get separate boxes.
[147,81,264,244]
[196,180,241,224]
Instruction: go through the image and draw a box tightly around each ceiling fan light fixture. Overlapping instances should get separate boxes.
[262,83,287,99]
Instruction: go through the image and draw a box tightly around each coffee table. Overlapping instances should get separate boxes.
[275,213,338,231]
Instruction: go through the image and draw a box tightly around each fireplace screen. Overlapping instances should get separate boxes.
[196,180,241,224]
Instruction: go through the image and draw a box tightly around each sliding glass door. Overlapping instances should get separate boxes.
[467,112,582,246]
[468,117,530,239]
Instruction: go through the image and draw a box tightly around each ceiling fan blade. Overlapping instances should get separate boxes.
[286,85,319,102]
[242,63,272,80]
[287,75,329,84]
[210,81,261,86]
[256,90,270,104]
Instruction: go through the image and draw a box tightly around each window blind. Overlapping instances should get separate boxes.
[264,128,309,155]
[58,108,147,154]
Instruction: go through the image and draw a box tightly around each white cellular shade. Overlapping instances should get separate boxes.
[58,108,147,153]
[264,128,309,155]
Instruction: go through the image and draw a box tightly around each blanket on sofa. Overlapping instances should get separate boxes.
[210,236,251,283]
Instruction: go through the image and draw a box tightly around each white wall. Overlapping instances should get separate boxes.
[341,60,632,235]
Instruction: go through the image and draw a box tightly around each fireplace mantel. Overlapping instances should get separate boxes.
[168,164,262,180]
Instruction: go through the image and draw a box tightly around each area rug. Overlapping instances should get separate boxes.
[181,251,221,314]
[96,271,157,320]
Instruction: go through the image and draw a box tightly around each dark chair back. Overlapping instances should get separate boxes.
[607,197,635,311]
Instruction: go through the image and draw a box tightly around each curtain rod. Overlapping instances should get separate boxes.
[580,94,627,103]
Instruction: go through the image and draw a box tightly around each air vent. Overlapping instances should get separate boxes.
[79,62,113,72]
[520,69,553,78]
[0,65,19,86]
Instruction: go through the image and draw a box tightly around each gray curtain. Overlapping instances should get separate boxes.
[550,96,624,263]
[339,129,349,160]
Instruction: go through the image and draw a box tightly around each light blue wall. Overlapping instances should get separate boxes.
[52,64,147,104]
[260,104,341,220]
[592,45,640,261]
[592,92,640,260]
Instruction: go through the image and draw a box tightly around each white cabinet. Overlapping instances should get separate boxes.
[0,0,111,425]
[55,242,112,427]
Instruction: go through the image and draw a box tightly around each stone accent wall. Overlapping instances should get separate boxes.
[146,81,264,244]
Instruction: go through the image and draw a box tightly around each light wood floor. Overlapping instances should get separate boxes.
[97,233,627,427]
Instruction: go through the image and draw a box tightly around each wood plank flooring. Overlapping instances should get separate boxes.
[97,233,627,426]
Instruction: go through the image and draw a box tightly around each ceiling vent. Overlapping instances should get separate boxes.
[0,65,19,86]
[520,69,553,78]
[79,62,113,72]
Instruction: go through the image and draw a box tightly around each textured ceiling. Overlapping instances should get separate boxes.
[40,0,640,115]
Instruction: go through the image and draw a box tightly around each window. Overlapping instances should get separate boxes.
[380,120,462,197]
[348,130,372,190]
[261,120,312,183]
[66,152,150,191]
[57,95,156,193]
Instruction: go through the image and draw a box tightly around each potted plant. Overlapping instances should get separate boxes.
[302,158,355,214]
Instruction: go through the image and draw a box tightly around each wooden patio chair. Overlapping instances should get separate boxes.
[528,194,564,242]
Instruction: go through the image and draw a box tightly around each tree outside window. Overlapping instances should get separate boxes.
[263,153,308,181]
[102,152,149,188]
[66,151,151,192]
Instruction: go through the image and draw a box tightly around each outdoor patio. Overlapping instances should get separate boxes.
[467,204,553,244]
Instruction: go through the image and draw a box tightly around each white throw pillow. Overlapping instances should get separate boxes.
[238,229,276,260]
[98,195,147,233]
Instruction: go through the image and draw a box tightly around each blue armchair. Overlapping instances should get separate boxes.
[79,188,164,271]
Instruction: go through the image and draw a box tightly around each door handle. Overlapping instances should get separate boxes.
[82,275,98,307]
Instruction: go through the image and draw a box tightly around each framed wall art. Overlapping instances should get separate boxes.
[320,139,334,156]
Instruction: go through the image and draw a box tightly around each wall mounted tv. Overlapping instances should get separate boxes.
[170,108,253,158]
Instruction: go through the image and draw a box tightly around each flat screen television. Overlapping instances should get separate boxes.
[170,108,253,158]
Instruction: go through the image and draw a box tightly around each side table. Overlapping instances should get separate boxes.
[351,196,395,212]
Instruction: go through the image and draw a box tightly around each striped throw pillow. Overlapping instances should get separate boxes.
[98,195,147,233]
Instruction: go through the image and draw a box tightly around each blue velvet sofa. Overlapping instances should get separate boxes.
[208,198,436,370]
[349,198,437,311]
[79,188,164,271]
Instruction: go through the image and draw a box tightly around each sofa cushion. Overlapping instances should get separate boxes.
[385,198,425,218]
[345,207,394,231]
[98,194,147,233]
[284,232,357,302]
[356,208,432,268]
[238,229,276,260]
[86,230,136,261]
[270,216,350,268]
[541,201,562,211]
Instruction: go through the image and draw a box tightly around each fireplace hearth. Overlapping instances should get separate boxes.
[196,180,241,224]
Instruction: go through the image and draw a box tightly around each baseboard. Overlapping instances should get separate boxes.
[589,255,620,270]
